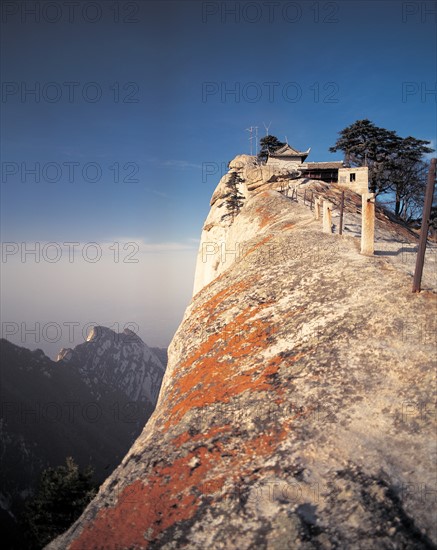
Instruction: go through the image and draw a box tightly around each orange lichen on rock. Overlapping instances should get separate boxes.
[70,420,294,550]
[164,304,284,430]
[279,222,296,231]
[253,195,286,229]
[242,426,289,459]
[71,445,226,550]
[191,275,256,322]
[239,234,275,262]
[171,424,232,447]
[41,179,309,550]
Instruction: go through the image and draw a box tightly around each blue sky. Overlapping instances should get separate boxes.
[1,0,436,355]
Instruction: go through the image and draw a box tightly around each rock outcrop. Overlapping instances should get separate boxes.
[47,156,437,549]
[193,155,303,295]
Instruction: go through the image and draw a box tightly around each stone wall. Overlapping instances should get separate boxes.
[338,166,369,193]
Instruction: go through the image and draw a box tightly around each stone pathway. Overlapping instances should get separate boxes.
[288,184,437,293]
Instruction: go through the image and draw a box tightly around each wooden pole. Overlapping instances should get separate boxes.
[314,197,321,220]
[360,193,375,255]
[323,201,333,233]
[412,158,437,292]
[339,190,345,235]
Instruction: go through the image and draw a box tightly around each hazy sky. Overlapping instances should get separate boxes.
[1,0,435,356]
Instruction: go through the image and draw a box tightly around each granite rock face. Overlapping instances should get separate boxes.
[193,155,302,295]
[47,158,437,549]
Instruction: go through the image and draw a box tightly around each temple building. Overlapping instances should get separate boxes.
[266,143,311,169]
[300,161,344,183]
[266,142,367,188]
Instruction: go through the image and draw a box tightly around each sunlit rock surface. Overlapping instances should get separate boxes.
[47,157,437,549]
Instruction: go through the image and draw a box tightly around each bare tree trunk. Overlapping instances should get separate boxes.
[395,193,401,217]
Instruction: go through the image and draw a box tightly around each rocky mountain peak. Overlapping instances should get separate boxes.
[122,327,141,339]
[56,326,165,405]
[47,155,437,549]
[56,347,73,361]
[85,325,117,342]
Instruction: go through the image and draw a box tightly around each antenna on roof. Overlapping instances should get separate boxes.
[245,126,254,156]
[285,135,288,145]
[263,121,272,136]
[254,126,258,156]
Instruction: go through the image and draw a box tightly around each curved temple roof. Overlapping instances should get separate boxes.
[269,144,311,161]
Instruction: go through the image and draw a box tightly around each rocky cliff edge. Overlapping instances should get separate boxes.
[47,155,437,549]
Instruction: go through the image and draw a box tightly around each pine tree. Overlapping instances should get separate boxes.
[21,457,97,549]
[257,135,285,164]
[329,119,400,195]
[387,138,434,219]
[330,120,433,218]
[221,172,245,221]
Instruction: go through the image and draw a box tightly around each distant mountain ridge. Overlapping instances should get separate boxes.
[0,328,166,549]
[56,325,166,405]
